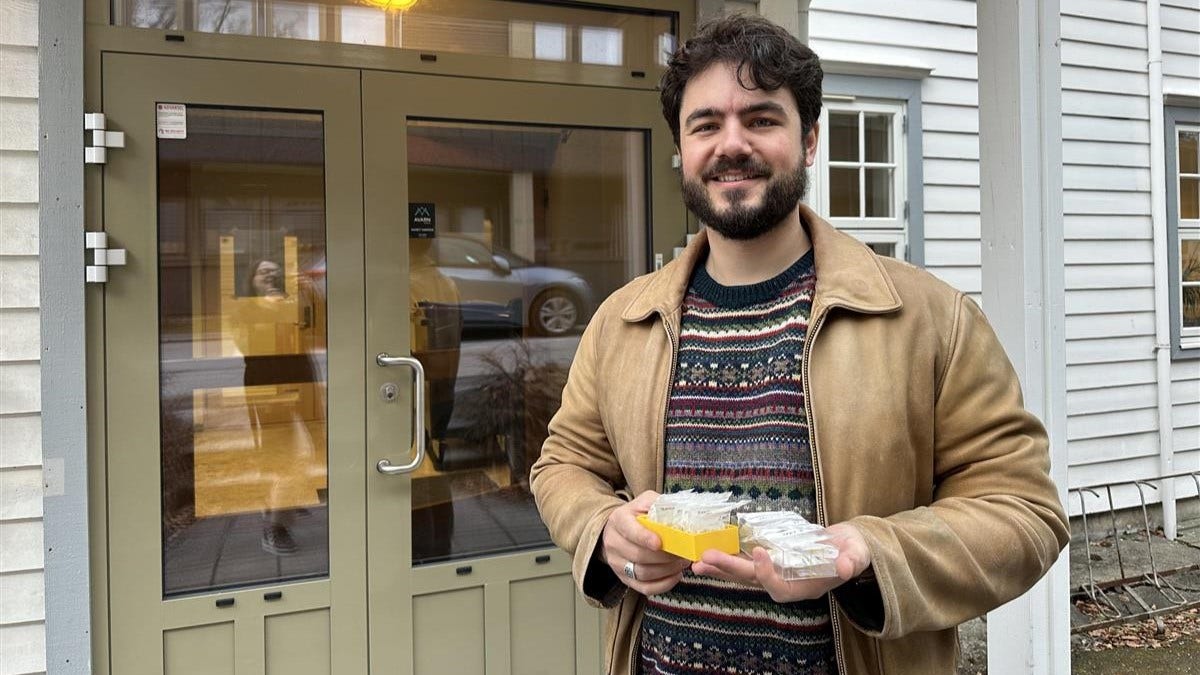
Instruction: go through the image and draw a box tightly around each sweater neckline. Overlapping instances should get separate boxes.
[689,248,815,309]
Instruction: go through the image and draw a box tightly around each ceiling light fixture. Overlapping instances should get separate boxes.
[361,0,419,11]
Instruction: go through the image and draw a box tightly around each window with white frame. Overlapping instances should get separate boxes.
[810,99,908,260]
[1177,124,1199,349]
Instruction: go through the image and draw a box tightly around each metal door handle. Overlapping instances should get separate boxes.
[375,353,426,475]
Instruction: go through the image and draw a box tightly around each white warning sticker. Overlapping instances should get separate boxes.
[156,103,187,139]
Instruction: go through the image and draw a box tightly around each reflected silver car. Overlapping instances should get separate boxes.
[431,234,594,336]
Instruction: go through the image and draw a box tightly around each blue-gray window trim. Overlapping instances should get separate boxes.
[1165,104,1200,360]
[823,74,925,267]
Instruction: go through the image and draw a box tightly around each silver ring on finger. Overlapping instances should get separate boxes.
[623,560,637,581]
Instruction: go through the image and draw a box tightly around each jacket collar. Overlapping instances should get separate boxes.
[621,204,902,322]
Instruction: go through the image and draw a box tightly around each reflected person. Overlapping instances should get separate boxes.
[238,258,322,556]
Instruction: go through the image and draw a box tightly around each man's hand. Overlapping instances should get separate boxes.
[601,491,692,596]
[690,522,873,603]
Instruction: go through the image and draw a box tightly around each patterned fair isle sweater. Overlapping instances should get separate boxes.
[639,249,836,675]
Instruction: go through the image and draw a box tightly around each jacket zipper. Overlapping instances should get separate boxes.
[801,305,851,675]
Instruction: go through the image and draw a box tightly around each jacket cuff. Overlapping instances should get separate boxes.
[832,567,885,635]
[583,541,626,607]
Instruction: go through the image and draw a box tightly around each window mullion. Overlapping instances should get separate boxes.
[858,110,866,218]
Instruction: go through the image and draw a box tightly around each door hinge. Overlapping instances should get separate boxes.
[85,232,127,283]
[902,114,908,133]
[84,113,125,164]
[903,200,910,220]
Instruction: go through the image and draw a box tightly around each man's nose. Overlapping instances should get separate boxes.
[716,123,752,159]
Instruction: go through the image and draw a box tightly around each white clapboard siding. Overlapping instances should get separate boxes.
[922,104,979,135]
[0,0,43,673]
[1066,240,1154,264]
[1064,165,1153,193]
[1068,359,1157,391]
[1063,65,1151,97]
[1066,311,1156,340]
[924,212,981,240]
[0,414,39,469]
[1069,407,1160,442]
[810,9,977,54]
[0,204,37,256]
[1063,116,1152,144]
[1162,3,1200,96]
[923,131,980,160]
[1067,288,1157,316]
[1062,40,1153,73]
[1064,140,1152,169]
[924,157,980,186]
[1063,90,1151,121]
[1065,263,1153,290]
[1061,0,1200,500]
[1065,214,1153,240]
[1066,334,1156,366]
[1063,0,1149,26]
[1172,375,1200,405]
[1069,435,1159,468]
[810,0,981,296]
[1069,383,1157,416]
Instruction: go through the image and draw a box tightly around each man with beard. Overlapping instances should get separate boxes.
[531,14,1068,675]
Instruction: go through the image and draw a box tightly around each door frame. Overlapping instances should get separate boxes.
[362,69,677,673]
[99,53,369,674]
[83,7,692,672]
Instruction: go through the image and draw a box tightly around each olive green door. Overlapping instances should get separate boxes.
[101,54,370,674]
[100,54,677,674]
[361,70,678,675]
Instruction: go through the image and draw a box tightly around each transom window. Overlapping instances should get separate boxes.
[114,0,676,76]
[812,99,907,260]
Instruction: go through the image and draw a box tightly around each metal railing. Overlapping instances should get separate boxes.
[1070,471,1200,633]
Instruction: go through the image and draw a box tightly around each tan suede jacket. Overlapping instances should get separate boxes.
[530,206,1070,675]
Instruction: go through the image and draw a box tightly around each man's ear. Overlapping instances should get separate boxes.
[803,121,820,168]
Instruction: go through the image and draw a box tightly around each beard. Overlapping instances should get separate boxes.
[681,156,809,241]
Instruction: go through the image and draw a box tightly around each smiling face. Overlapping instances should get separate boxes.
[251,260,285,297]
[678,62,819,240]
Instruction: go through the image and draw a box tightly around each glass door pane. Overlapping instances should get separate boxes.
[406,120,647,564]
[158,106,330,595]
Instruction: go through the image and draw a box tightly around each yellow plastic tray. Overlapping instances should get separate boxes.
[636,515,740,562]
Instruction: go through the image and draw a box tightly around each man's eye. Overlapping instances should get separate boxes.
[750,118,777,127]
[692,123,717,133]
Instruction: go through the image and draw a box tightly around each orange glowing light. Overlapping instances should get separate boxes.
[361,0,419,10]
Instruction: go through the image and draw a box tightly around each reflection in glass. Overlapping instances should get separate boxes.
[1182,178,1199,220]
[117,0,676,76]
[196,0,254,34]
[1180,131,1198,175]
[865,113,891,163]
[271,3,322,40]
[1183,240,1200,329]
[406,120,646,564]
[829,167,859,217]
[829,112,857,162]
[865,168,893,217]
[159,107,329,596]
[866,241,896,257]
[340,5,387,45]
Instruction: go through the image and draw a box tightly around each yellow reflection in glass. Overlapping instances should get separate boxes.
[187,234,328,518]
[192,384,328,517]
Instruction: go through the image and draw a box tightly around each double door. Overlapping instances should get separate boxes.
[99,53,677,674]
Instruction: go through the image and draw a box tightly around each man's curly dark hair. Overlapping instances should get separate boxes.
[659,14,823,146]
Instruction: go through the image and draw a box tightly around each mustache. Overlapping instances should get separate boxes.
[702,158,772,181]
